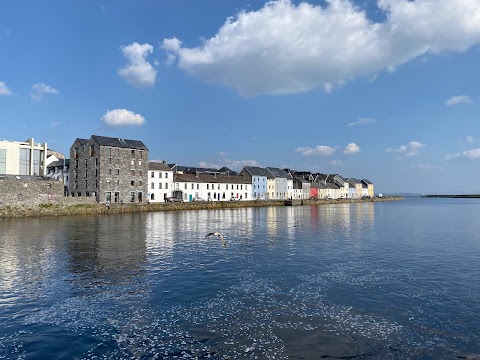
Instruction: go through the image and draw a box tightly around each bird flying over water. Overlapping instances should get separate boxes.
[206,232,227,247]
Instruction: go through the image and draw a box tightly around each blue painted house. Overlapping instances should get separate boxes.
[239,166,271,200]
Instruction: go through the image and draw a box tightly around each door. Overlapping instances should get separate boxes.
[189,194,193,202]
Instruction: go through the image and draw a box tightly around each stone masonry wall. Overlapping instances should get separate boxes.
[0,179,64,206]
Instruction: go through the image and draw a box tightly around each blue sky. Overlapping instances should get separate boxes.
[1,0,480,194]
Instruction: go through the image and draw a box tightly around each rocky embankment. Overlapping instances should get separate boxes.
[0,197,403,218]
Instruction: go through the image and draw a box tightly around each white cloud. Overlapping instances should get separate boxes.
[463,148,480,159]
[118,42,156,88]
[295,145,336,157]
[347,118,376,127]
[466,135,479,143]
[31,83,58,101]
[344,142,360,155]
[386,141,425,156]
[0,81,12,95]
[445,95,472,106]
[101,109,146,127]
[162,0,480,96]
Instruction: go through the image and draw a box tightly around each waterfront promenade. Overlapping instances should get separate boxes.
[0,197,402,218]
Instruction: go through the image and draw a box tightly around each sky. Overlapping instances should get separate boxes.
[1,0,480,194]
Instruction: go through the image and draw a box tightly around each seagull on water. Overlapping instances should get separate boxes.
[206,232,227,247]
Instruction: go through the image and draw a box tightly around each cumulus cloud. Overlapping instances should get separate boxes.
[386,141,425,156]
[447,148,480,160]
[0,81,12,95]
[118,42,156,88]
[162,0,480,96]
[295,145,337,157]
[466,135,479,143]
[445,95,472,106]
[31,83,58,101]
[344,142,360,155]
[347,118,376,126]
[101,109,146,127]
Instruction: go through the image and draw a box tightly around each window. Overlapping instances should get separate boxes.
[197,184,199,190]
[138,170,143,177]
[105,192,112,202]
[107,147,111,156]
[108,158,112,164]
[19,148,30,175]
[116,148,120,156]
[159,172,162,178]
[165,183,168,189]
[131,150,135,158]
[0,149,7,174]
[191,184,194,190]
[207,184,209,190]
[159,183,162,189]
[165,173,168,178]
[131,180,135,186]
[138,180,143,186]
[184,183,187,190]
[90,146,95,157]
[151,193,155,200]
[151,183,155,189]
[106,180,111,186]
[130,169,135,176]
[115,169,120,175]
[95,158,98,166]
[241,185,243,190]
[139,150,143,158]
[226,184,228,190]
[131,160,135,166]
[151,172,154,178]
[217,184,220,190]
[138,160,142,166]
[85,159,88,167]
[74,147,79,159]
[130,192,135,202]
[115,158,119,165]
[108,168,112,175]
[245,193,248,199]
[115,180,119,186]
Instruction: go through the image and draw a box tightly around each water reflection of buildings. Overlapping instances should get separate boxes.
[308,202,375,236]
[0,218,71,302]
[65,215,147,287]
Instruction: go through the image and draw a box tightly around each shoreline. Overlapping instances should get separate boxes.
[421,194,480,198]
[0,197,403,219]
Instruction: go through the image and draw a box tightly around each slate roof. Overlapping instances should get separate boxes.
[148,161,172,171]
[362,179,373,185]
[47,159,70,168]
[74,138,88,147]
[174,173,250,184]
[311,181,328,189]
[242,166,272,177]
[267,167,291,179]
[172,165,219,174]
[91,135,148,150]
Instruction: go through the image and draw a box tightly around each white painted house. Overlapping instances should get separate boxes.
[148,161,174,202]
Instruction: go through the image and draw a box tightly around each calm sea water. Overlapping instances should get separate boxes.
[1,198,480,359]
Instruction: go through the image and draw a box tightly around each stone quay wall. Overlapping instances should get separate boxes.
[0,178,64,207]
[0,197,403,218]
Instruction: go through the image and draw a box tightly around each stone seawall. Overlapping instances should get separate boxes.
[0,197,403,218]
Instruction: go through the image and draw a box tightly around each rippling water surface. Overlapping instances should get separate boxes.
[1,198,480,359]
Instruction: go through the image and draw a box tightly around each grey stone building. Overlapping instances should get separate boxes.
[69,135,148,203]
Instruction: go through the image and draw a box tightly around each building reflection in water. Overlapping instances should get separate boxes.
[65,214,147,290]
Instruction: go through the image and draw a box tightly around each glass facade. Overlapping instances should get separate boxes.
[0,149,5,174]
[19,149,30,175]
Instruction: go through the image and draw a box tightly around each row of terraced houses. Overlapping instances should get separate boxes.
[0,135,374,205]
